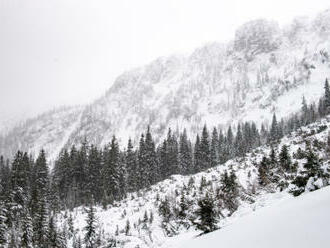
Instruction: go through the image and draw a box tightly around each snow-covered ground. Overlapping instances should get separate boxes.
[181,185,330,248]
[61,116,330,248]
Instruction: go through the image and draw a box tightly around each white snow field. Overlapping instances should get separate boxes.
[181,186,330,248]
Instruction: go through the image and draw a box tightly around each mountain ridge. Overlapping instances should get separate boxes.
[1,9,330,160]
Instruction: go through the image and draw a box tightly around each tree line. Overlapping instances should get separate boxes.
[0,78,329,247]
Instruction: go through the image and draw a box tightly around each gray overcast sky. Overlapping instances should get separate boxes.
[0,0,330,127]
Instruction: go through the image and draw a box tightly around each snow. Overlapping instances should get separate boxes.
[181,186,330,248]
[59,115,330,248]
[2,9,330,158]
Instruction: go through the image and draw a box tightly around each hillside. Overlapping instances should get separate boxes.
[181,185,330,248]
[1,9,330,159]
[59,115,330,248]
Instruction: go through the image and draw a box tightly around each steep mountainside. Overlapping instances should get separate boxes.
[1,10,330,159]
[0,106,83,161]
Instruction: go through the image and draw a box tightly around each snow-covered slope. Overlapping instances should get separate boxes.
[60,116,330,248]
[181,185,330,248]
[2,9,330,159]
[0,106,83,161]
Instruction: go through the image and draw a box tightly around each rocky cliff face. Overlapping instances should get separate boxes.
[1,10,330,161]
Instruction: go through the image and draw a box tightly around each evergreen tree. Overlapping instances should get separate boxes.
[195,193,217,233]
[166,129,179,175]
[210,127,219,168]
[86,145,103,204]
[324,78,330,110]
[137,134,145,189]
[270,113,279,142]
[118,153,127,199]
[199,125,211,169]
[158,197,172,223]
[258,156,269,186]
[234,124,244,156]
[73,141,88,206]
[143,127,158,186]
[48,215,66,248]
[34,196,49,247]
[227,125,234,158]
[318,98,326,117]
[0,203,7,247]
[104,136,121,201]
[179,129,193,175]
[304,148,322,177]
[158,139,169,180]
[34,150,49,197]
[21,211,33,248]
[178,191,189,219]
[126,138,138,192]
[10,151,29,222]
[84,204,98,248]
[0,157,11,202]
[219,171,239,212]
[279,145,291,172]
[269,147,277,168]
[193,135,202,173]
[218,129,225,163]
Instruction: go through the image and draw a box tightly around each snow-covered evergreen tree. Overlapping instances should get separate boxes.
[84,204,98,248]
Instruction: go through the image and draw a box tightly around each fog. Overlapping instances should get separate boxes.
[0,0,329,130]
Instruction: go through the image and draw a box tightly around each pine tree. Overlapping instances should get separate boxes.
[234,124,244,156]
[304,148,322,178]
[48,215,66,248]
[10,151,30,221]
[158,139,169,180]
[104,136,121,201]
[324,78,330,111]
[318,98,326,117]
[84,204,97,248]
[258,156,269,186]
[219,171,239,212]
[193,134,202,173]
[158,197,172,223]
[34,149,50,197]
[269,147,277,168]
[143,126,158,186]
[279,145,291,172]
[199,125,211,169]
[0,203,7,247]
[86,145,102,204]
[270,113,279,142]
[76,140,88,205]
[178,191,188,219]
[210,127,219,168]
[21,211,33,248]
[137,134,145,189]
[226,125,234,159]
[195,193,217,233]
[34,196,49,247]
[179,129,193,175]
[126,138,138,192]
[166,129,179,175]
[0,157,11,202]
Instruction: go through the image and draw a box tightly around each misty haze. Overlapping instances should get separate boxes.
[0,1,330,247]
